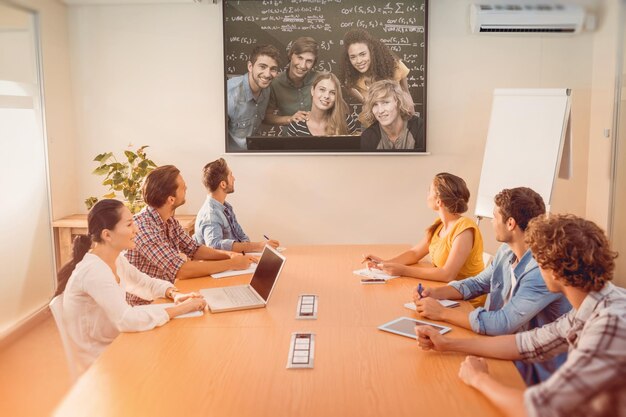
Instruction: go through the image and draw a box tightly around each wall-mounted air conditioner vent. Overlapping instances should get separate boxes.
[470,3,589,34]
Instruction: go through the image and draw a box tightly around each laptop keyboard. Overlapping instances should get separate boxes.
[223,286,260,305]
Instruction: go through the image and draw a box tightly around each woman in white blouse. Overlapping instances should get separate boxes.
[59,199,206,374]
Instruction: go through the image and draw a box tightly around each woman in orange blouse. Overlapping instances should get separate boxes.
[364,172,486,306]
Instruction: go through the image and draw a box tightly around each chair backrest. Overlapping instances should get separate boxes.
[49,294,78,381]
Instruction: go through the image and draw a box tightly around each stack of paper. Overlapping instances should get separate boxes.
[211,263,257,279]
[136,303,204,319]
[353,268,399,281]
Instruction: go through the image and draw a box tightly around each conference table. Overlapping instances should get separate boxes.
[53,245,525,417]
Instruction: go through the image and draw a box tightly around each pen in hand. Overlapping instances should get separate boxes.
[361,254,381,268]
[263,234,270,240]
[417,283,424,299]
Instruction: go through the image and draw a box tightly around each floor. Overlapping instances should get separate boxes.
[0,309,72,417]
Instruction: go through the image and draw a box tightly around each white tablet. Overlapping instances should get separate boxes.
[378,316,452,339]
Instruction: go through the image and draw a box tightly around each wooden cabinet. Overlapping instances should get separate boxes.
[52,214,196,270]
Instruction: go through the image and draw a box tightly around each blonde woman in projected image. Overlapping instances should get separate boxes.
[362,172,487,307]
[286,72,358,136]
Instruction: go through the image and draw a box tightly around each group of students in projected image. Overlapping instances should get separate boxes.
[55,159,625,417]
[226,29,424,151]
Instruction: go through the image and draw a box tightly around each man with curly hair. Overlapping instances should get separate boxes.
[414,214,626,417]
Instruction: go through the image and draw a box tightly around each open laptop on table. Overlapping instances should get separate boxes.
[200,245,286,313]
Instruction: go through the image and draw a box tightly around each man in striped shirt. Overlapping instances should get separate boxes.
[415,214,626,417]
[125,165,256,305]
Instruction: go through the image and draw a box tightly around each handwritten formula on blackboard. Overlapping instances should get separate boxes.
[224,0,427,116]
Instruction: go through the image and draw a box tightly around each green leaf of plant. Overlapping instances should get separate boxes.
[124,150,137,163]
[89,146,153,212]
[84,196,98,209]
[92,166,110,176]
[95,152,114,163]
[93,153,107,162]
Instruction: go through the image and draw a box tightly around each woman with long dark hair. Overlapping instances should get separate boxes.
[58,199,206,374]
[341,28,414,110]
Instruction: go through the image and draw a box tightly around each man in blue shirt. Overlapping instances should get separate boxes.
[194,158,280,252]
[227,45,281,150]
[413,187,571,384]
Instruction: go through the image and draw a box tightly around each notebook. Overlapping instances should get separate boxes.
[200,246,286,313]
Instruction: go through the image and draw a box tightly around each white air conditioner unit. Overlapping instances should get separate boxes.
[470,3,588,34]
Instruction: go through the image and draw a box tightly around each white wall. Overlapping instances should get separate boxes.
[586,0,621,229]
[608,0,626,288]
[66,1,599,254]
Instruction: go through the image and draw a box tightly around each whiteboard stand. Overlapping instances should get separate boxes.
[475,88,572,219]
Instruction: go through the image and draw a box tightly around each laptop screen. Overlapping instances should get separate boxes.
[250,247,285,301]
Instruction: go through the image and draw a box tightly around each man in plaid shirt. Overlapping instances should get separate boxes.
[125,165,256,305]
[414,214,625,417]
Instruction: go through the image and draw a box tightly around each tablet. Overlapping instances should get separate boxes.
[378,317,452,339]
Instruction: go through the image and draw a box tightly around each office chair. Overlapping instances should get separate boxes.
[49,294,79,381]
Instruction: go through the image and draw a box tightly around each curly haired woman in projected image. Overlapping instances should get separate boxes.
[341,28,414,112]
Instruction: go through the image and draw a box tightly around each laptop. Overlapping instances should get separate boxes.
[200,246,286,313]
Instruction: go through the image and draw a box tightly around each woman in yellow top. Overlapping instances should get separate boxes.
[364,172,486,306]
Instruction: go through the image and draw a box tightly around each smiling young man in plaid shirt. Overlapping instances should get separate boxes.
[125,165,256,305]
[414,213,626,417]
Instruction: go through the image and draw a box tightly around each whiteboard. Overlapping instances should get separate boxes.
[475,89,571,218]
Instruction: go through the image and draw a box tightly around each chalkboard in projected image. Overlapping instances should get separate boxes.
[475,89,571,219]
[223,0,428,154]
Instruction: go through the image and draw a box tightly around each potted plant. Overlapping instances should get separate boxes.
[85,145,157,214]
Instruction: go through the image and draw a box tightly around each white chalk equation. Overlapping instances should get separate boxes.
[341,2,425,15]
[260,23,333,32]
[228,36,258,45]
[224,0,427,114]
